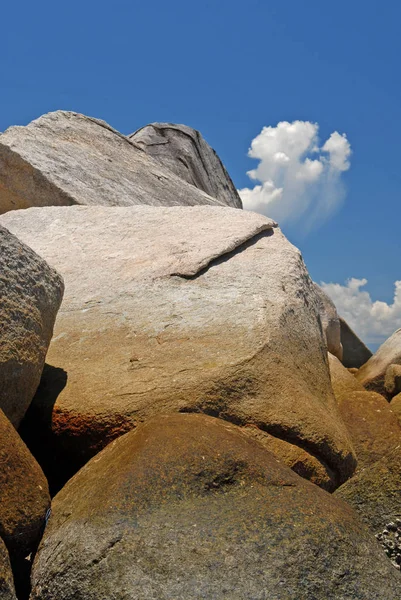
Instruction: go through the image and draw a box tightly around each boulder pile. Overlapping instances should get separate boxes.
[0,111,400,598]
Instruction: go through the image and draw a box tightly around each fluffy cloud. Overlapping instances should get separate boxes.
[239,121,351,228]
[321,278,401,345]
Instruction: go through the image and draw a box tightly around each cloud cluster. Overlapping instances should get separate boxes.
[239,121,351,228]
[321,278,401,345]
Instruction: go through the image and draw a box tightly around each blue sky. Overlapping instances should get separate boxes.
[1,0,400,347]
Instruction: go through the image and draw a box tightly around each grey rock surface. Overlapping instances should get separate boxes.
[129,122,242,208]
[0,225,64,425]
[356,328,401,396]
[0,538,16,600]
[30,414,400,600]
[0,111,235,214]
[1,205,355,492]
[340,317,372,368]
[313,283,342,361]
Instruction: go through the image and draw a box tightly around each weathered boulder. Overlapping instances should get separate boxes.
[0,407,50,563]
[339,317,372,368]
[1,205,355,493]
[328,352,364,399]
[129,123,242,209]
[313,284,342,360]
[0,539,16,600]
[385,363,401,398]
[336,445,401,538]
[336,390,401,470]
[0,111,237,215]
[0,225,63,425]
[30,414,400,600]
[390,393,401,425]
[356,328,401,396]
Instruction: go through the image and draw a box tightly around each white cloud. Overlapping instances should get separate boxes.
[239,121,351,229]
[321,278,401,345]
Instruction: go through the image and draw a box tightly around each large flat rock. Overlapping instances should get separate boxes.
[0,225,63,425]
[0,111,236,214]
[1,206,355,491]
[30,414,400,600]
[129,122,242,208]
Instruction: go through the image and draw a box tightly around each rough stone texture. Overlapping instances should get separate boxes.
[384,363,401,398]
[0,225,64,425]
[129,123,242,209]
[243,424,336,491]
[0,111,238,215]
[1,205,355,493]
[336,445,401,537]
[328,353,364,400]
[356,328,401,396]
[30,414,400,600]
[390,393,401,425]
[336,391,401,470]
[0,538,16,600]
[0,407,50,564]
[313,284,342,361]
[339,317,372,368]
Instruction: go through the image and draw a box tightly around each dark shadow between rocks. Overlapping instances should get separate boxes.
[18,364,68,496]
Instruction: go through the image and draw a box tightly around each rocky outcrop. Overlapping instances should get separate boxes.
[30,414,400,600]
[0,538,16,600]
[313,284,342,360]
[0,111,240,215]
[390,393,401,424]
[1,205,355,493]
[339,317,372,368]
[0,225,63,426]
[356,328,401,396]
[129,123,242,209]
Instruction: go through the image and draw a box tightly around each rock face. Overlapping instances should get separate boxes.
[129,123,242,209]
[328,352,364,399]
[339,317,372,368]
[30,414,400,600]
[0,225,64,425]
[384,363,401,398]
[356,328,401,396]
[1,205,355,493]
[336,445,401,537]
[0,408,50,564]
[0,111,237,215]
[336,390,401,470]
[0,538,16,600]
[390,393,401,424]
[313,284,342,361]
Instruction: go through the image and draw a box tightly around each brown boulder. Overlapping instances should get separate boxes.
[336,390,401,470]
[384,363,401,398]
[336,444,401,537]
[0,225,63,425]
[313,284,342,361]
[328,352,364,399]
[0,538,16,600]
[390,392,401,425]
[0,408,50,562]
[30,414,400,600]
